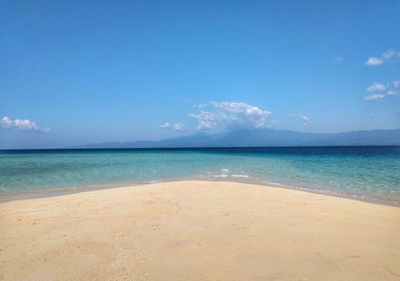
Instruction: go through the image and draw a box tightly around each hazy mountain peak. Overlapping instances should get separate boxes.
[75,128,400,148]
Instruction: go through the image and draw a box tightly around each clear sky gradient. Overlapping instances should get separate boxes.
[1,0,399,148]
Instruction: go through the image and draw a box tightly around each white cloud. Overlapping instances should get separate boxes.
[160,121,185,131]
[14,119,39,130]
[365,57,383,66]
[189,111,219,129]
[382,49,396,59]
[190,102,272,130]
[364,94,385,101]
[194,103,208,109]
[386,90,398,96]
[173,123,186,131]
[286,114,310,126]
[300,115,310,126]
[160,122,171,129]
[367,82,386,92]
[1,116,50,133]
[363,79,400,101]
[0,116,13,128]
[365,49,400,66]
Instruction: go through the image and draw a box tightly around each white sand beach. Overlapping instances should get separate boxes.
[1,181,399,281]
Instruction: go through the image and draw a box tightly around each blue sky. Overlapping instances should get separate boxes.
[1,0,399,148]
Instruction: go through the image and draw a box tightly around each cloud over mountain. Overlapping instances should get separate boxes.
[160,122,186,131]
[286,114,310,126]
[190,102,272,130]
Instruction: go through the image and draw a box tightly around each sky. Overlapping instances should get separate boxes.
[1,0,399,149]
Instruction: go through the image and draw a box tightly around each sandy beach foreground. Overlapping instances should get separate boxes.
[1,181,399,281]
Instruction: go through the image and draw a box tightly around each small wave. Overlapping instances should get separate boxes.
[232,174,249,178]
[220,169,230,173]
[262,180,287,187]
[213,174,229,178]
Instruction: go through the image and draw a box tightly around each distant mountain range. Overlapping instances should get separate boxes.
[75,128,400,148]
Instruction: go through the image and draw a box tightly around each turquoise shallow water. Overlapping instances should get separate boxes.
[0,147,399,204]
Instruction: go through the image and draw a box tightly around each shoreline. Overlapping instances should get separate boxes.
[1,180,399,280]
[1,177,399,208]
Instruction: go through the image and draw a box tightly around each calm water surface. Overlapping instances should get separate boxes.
[0,147,399,204]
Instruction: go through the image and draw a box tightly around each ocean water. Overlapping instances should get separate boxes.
[0,146,399,204]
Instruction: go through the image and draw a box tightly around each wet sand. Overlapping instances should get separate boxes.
[1,180,399,280]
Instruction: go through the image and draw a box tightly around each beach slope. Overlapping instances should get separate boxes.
[1,181,399,280]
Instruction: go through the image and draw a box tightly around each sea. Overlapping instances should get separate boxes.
[0,146,399,205]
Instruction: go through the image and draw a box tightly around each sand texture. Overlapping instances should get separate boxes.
[1,181,399,281]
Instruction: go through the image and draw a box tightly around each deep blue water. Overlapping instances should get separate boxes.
[0,146,399,204]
